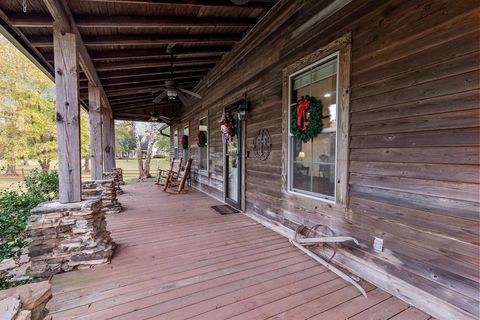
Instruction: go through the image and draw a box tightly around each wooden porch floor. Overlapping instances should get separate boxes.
[47,182,432,320]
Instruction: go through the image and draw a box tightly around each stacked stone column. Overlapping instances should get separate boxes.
[26,199,114,279]
[104,169,124,195]
[113,168,125,185]
[82,179,122,214]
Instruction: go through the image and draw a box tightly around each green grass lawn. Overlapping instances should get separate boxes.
[0,158,170,191]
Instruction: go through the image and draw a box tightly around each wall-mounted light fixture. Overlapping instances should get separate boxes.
[237,100,250,121]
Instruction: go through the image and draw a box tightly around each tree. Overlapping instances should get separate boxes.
[156,126,170,155]
[80,110,90,173]
[131,122,160,179]
[115,121,136,157]
[0,35,56,173]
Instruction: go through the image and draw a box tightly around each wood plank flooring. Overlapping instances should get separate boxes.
[47,182,432,319]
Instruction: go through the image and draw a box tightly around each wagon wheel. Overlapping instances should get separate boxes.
[294,224,338,262]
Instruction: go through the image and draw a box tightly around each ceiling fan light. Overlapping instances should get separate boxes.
[166,89,178,99]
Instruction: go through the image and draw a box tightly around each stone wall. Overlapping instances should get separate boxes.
[0,281,51,320]
[0,252,31,285]
[113,168,125,185]
[26,199,114,279]
[82,179,122,214]
[103,170,123,194]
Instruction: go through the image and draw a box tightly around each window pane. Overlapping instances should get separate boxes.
[183,126,189,160]
[173,130,178,147]
[292,137,312,162]
[312,163,335,196]
[312,133,335,165]
[199,118,208,171]
[289,55,337,201]
[311,130,336,198]
[292,162,312,191]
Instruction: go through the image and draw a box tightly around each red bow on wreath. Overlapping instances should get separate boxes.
[297,99,310,131]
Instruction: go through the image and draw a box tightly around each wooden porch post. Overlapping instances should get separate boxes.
[53,23,81,203]
[88,84,103,180]
[102,107,116,172]
[111,118,117,169]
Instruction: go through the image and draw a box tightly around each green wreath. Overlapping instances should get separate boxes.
[196,131,207,147]
[290,95,324,143]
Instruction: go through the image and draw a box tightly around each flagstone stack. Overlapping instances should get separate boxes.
[26,199,114,279]
[82,179,122,214]
[104,169,123,194]
[113,168,125,185]
[0,281,51,320]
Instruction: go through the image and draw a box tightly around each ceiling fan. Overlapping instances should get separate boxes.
[152,46,202,105]
[149,109,170,123]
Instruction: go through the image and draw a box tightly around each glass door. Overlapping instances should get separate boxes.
[225,112,242,209]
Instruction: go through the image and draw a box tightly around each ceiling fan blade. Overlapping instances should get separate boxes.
[151,86,166,94]
[153,91,167,104]
[159,116,171,122]
[179,88,202,99]
[177,92,189,105]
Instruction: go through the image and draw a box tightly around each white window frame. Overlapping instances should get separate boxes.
[282,33,351,209]
[183,124,189,160]
[198,116,209,175]
[287,52,339,204]
[173,129,179,159]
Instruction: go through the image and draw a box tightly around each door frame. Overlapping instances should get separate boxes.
[223,103,244,210]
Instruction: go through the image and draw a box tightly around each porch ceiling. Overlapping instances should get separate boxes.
[0,0,275,123]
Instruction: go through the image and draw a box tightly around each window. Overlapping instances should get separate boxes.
[183,125,189,160]
[173,129,178,159]
[288,54,338,202]
[198,117,208,172]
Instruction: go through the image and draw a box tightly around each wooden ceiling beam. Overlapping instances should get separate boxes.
[80,71,207,88]
[112,98,157,107]
[108,93,158,103]
[41,0,112,111]
[10,13,256,28]
[101,77,202,92]
[30,33,242,47]
[97,66,213,80]
[93,57,221,71]
[110,94,190,108]
[44,46,228,62]
[79,0,273,9]
[80,80,199,97]
[114,103,173,112]
[83,81,196,101]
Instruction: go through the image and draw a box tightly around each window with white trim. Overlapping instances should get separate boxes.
[288,54,338,202]
[198,117,208,172]
[173,129,178,159]
[183,125,189,160]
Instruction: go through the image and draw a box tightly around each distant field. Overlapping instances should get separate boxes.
[0,158,169,191]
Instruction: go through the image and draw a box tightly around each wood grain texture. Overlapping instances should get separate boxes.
[102,107,116,172]
[174,0,480,318]
[53,24,81,203]
[47,182,426,320]
[88,84,104,180]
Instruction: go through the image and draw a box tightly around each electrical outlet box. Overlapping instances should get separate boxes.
[373,237,384,252]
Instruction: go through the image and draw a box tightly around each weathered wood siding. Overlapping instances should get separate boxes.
[178,0,480,319]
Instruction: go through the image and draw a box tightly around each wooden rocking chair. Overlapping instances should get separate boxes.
[163,158,193,193]
[155,157,182,186]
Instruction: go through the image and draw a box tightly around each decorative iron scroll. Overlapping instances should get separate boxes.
[253,129,272,161]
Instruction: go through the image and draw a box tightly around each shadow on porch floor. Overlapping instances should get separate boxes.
[47,182,432,320]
